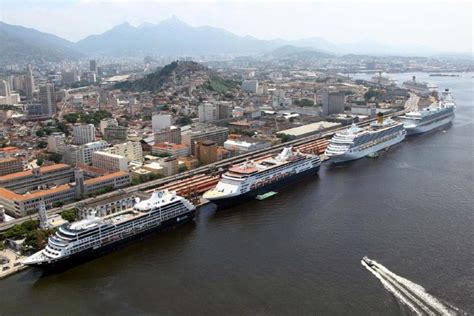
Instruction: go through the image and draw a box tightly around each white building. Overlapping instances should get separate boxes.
[63,140,109,165]
[73,124,96,145]
[198,102,231,122]
[47,132,66,153]
[0,80,11,97]
[92,151,128,172]
[152,114,173,131]
[241,80,259,93]
[100,118,118,135]
[224,139,271,154]
[102,141,143,162]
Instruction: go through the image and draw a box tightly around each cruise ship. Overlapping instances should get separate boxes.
[399,88,455,135]
[23,190,196,268]
[325,114,406,163]
[371,72,397,87]
[402,76,437,96]
[203,147,321,208]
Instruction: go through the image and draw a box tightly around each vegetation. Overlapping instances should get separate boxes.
[175,115,192,126]
[63,110,112,125]
[47,152,63,163]
[23,229,55,252]
[61,209,76,222]
[131,173,162,185]
[52,201,64,208]
[294,98,315,107]
[178,165,188,173]
[36,157,44,166]
[3,220,39,240]
[201,75,239,94]
[277,133,294,143]
[37,141,48,149]
[85,186,114,198]
[364,88,383,101]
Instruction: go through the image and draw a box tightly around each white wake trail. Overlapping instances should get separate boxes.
[362,258,459,315]
[361,260,423,315]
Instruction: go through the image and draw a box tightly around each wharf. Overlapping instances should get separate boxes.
[0,249,27,279]
[0,110,405,233]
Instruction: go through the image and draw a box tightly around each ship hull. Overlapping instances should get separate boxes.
[406,114,454,135]
[208,165,320,209]
[329,131,406,164]
[25,210,196,271]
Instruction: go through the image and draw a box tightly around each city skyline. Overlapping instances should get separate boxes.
[0,0,472,55]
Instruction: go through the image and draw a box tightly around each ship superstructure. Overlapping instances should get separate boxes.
[399,88,455,135]
[325,115,406,163]
[402,76,437,96]
[203,147,320,207]
[23,190,196,268]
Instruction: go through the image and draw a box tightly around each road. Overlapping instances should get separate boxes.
[405,92,420,112]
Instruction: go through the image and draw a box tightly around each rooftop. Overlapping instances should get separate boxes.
[0,164,71,182]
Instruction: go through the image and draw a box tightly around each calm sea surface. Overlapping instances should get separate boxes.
[1,73,472,315]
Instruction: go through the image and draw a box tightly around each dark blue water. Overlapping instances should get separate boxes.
[1,73,472,315]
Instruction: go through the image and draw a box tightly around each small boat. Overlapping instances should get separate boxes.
[367,152,379,158]
[256,191,277,200]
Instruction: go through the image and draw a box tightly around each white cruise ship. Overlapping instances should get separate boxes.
[371,72,397,86]
[203,147,321,208]
[325,115,406,163]
[23,190,196,268]
[399,88,456,135]
[403,76,438,96]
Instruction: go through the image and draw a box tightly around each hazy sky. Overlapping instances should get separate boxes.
[0,0,472,53]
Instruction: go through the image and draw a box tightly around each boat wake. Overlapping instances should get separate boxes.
[361,257,461,315]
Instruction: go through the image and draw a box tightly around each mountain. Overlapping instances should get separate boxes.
[114,60,238,94]
[264,45,334,59]
[0,21,82,63]
[76,16,281,56]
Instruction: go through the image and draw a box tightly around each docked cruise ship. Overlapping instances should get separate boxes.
[402,76,438,96]
[371,72,397,87]
[203,147,321,207]
[399,88,455,135]
[23,190,196,268]
[325,115,406,163]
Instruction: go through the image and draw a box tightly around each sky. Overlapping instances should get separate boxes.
[0,0,472,54]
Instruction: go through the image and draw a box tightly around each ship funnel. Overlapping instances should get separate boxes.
[376,112,384,124]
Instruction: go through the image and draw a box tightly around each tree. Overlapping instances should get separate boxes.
[178,165,188,173]
[47,152,63,163]
[52,201,64,208]
[37,141,48,149]
[61,209,76,222]
[35,129,45,137]
[36,157,44,166]
[64,113,78,124]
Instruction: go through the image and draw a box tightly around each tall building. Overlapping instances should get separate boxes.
[92,152,128,172]
[322,90,346,116]
[47,132,66,153]
[154,126,181,144]
[25,64,35,100]
[39,83,55,117]
[63,140,109,165]
[104,125,128,141]
[198,102,231,123]
[102,141,143,162]
[152,114,173,131]
[197,140,217,165]
[0,80,11,97]
[182,126,229,156]
[89,59,97,72]
[241,80,259,93]
[73,124,96,145]
[100,118,118,134]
